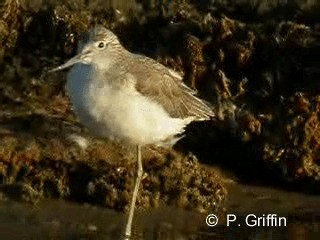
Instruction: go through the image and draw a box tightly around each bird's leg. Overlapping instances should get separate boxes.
[124,145,143,239]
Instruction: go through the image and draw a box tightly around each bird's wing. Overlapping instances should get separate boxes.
[129,55,214,120]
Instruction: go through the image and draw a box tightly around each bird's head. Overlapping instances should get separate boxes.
[50,25,121,72]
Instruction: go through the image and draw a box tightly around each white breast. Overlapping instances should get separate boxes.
[66,64,190,145]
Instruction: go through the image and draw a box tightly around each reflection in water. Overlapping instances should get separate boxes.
[0,193,320,240]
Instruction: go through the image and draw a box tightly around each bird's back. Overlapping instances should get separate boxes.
[118,52,215,121]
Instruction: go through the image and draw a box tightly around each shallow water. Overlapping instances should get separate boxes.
[1,183,319,240]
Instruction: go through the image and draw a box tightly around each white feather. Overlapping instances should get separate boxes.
[66,64,190,146]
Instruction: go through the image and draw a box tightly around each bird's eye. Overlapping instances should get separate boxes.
[98,42,105,48]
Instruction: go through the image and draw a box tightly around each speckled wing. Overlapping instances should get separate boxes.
[130,55,215,120]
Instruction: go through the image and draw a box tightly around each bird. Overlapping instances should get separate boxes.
[50,25,214,239]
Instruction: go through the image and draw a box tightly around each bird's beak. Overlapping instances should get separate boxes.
[48,53,83,72]
[49,49,91,73]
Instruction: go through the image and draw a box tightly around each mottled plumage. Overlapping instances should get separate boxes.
[125,54,214,120]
